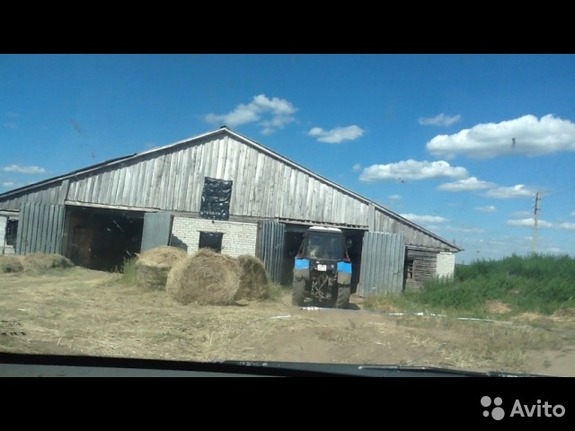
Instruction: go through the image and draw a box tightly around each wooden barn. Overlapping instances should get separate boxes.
[0,127,461,295]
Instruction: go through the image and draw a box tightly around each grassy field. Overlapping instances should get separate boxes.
[364,253,575,318]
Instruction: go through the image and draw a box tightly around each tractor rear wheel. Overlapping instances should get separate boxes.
[336,286,350,309]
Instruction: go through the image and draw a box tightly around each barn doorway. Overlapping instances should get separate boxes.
[281,224,366,293]
[63,205,145,271]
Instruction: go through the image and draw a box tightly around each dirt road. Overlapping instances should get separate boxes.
[1,267,574,376]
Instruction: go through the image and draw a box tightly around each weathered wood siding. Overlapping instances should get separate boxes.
[406,247,438,283]
[0,180,69,210]
[63,135,371,224]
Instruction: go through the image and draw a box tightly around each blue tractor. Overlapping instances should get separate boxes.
[292,226,352,309]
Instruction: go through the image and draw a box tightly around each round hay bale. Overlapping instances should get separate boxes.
[166,248,241,305]
[135,246,188,290]
[234,255,270,302]
[0,255,24,274]
[22,253,74,271]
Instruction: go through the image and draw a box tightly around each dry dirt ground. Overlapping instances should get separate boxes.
[1,266,575,376]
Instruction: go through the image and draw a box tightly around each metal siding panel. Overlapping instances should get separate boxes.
[141,212,173,252]
[255,220,285,284]
[16,202,65,255]
[358,232,405,296]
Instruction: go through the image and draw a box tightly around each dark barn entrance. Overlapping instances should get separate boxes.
[281,224,365,293]
[63,205,144,271]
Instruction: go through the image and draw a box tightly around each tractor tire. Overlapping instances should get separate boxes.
[336,286,351,309]
[292,277,306,306]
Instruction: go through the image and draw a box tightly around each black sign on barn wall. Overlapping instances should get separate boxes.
[199,177,233,220]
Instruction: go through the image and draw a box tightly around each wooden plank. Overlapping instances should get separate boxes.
[38,203,51,252]
[231,141,246,214]
[109,168,120,205]
[157,156,167,210]
[143,158,154,206]
[29,203,41,253]
[57,180,70,204]
[177,149,190,211]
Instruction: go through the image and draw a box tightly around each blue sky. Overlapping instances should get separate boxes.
[1,54,574,263]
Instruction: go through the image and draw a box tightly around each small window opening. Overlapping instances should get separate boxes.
[199,232,223,253]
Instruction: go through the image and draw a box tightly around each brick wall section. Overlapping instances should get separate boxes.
[436,251,455,278]
[171,216,258,257]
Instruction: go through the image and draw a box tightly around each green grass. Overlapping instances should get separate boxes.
[365,253,575,317]
[118,257,138,286]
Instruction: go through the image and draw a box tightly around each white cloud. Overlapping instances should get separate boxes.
[511,210,533,218]
[400,213,448,224]
[1,181,15,187]
[204,94,297,134]
[433,225,486,233]
[571,211,575,217]
[359,159,468,182]
[308,125,364,143]
[506,218,554,228]
[426,114,575,159]
[484,184,535,199]
[475,205,496,213]
[418,113,462,127]
[388,194,401,201]
[438,176,493,192]
[352,163,362,173]
[506,219,575,231]
[2,164,47,174]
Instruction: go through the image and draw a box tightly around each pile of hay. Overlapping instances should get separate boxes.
[135,246,188,290]
[234,255,270,302]
[0,255,24,274]
[22,253,74,271]
[166,248,241,305]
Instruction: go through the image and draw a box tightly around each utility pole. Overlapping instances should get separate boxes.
[531,191,541,254]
